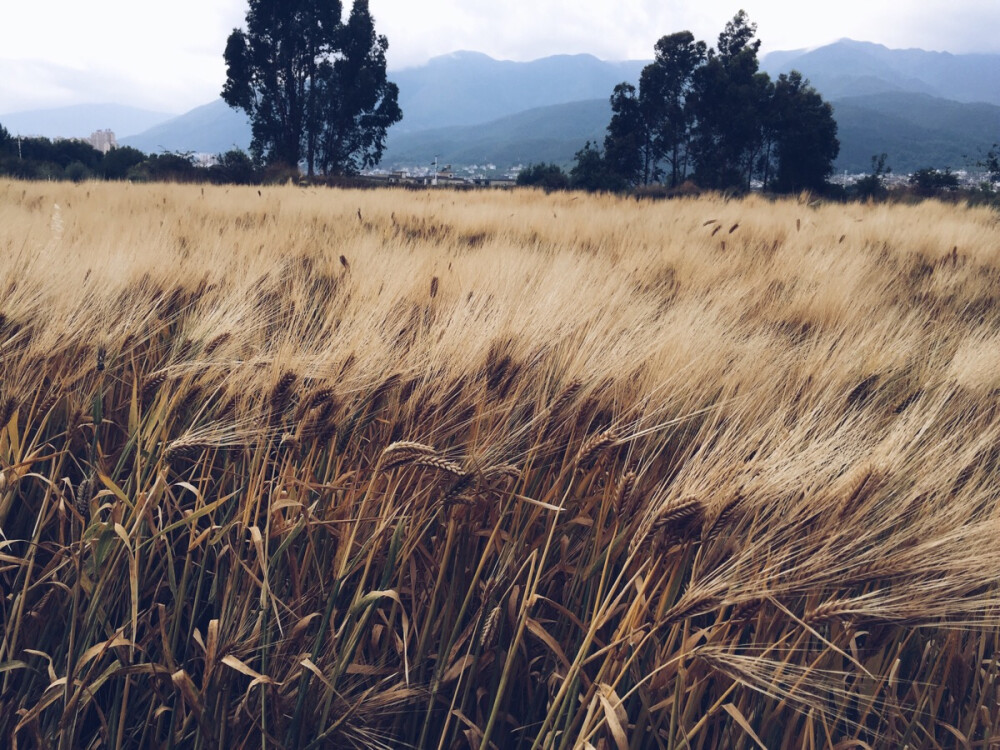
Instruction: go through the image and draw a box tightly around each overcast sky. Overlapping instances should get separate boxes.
[2,0,999,114]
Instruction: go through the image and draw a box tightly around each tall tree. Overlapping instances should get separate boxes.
[222,0,400,176]
[645,32,706,187]
[765,72,839,192]
[689,10,771,190]
[604,83,650,187]
[601,33,706,189]
[593,11,839,194]
[313,0,401,174]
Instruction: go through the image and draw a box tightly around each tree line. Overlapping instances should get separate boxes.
[522,12,841,195]
[0,125,267,185]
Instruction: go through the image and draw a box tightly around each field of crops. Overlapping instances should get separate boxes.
[2,180,1000,748]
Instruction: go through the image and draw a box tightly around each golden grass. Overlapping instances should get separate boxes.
[2,179,1000,747]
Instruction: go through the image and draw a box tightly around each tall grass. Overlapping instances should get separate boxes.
[1,179,1000,747]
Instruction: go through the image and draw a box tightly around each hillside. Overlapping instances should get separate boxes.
[831,92,1000,172]
[385,90,1000,175]
[120,100,252,155]
[382,98,612,168]
[120,52,645,156]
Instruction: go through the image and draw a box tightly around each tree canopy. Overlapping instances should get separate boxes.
[222,0,402,176]
[579,10,840,194]
[516,162,570,191]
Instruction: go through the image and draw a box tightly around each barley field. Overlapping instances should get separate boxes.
[1,180,1000,748]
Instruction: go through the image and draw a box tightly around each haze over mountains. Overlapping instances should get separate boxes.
[3,40,998,174]
[762,39,1000,105]
[0,104,175,141]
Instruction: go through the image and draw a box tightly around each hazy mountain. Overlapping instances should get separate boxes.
[383,99,612,168]
[120,51,643,155]
[0,103,175,139]
[114,43,1000,175]
[391,51,645,132]
[121,100,252,154]
[762,39,1000,105]
[382,91,1000,175]
[831,92,1000,173]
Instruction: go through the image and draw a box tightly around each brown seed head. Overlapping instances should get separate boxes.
[653,497,705,539]
[412,455,465,477]
[614,470,638,516]
[576,429,618,469]
[0,397,16,430]
[442,472,476,506]
[203,332,231,357]
[480,605,502,648]
[141,371,169,406]
[36,391,60,416]
[381,441,438,470]
[270,371,297,413]
[703,494,742,543]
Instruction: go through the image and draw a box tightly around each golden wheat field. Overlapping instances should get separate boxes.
[1,179,1000,748]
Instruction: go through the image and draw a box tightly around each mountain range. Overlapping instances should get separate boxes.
[761,39,1000,105]
[2,40,998,175]
[0,103,175,140]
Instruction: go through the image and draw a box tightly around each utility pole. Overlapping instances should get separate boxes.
[432,155,439,187]
[17,135,22,160]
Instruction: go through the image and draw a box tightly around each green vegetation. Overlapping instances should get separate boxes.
[0,131,278,185]
[588,12,840,194]
[909,167,960,196]
[853,152,892,201]
[223,0,401,175]
[982,144,1000,183]
[515,162,570,190]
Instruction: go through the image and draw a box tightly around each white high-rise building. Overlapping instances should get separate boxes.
[88,129,118,154]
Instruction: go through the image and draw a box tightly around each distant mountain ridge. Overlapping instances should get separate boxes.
[761,39,1000,105]
[390,51,646,132]
[0,103,175,140]
[383,41,1000,173]
[383,92,1000,174]
[121,101,251,155]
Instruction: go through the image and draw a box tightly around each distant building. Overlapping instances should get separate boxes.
[88,129,117,154]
